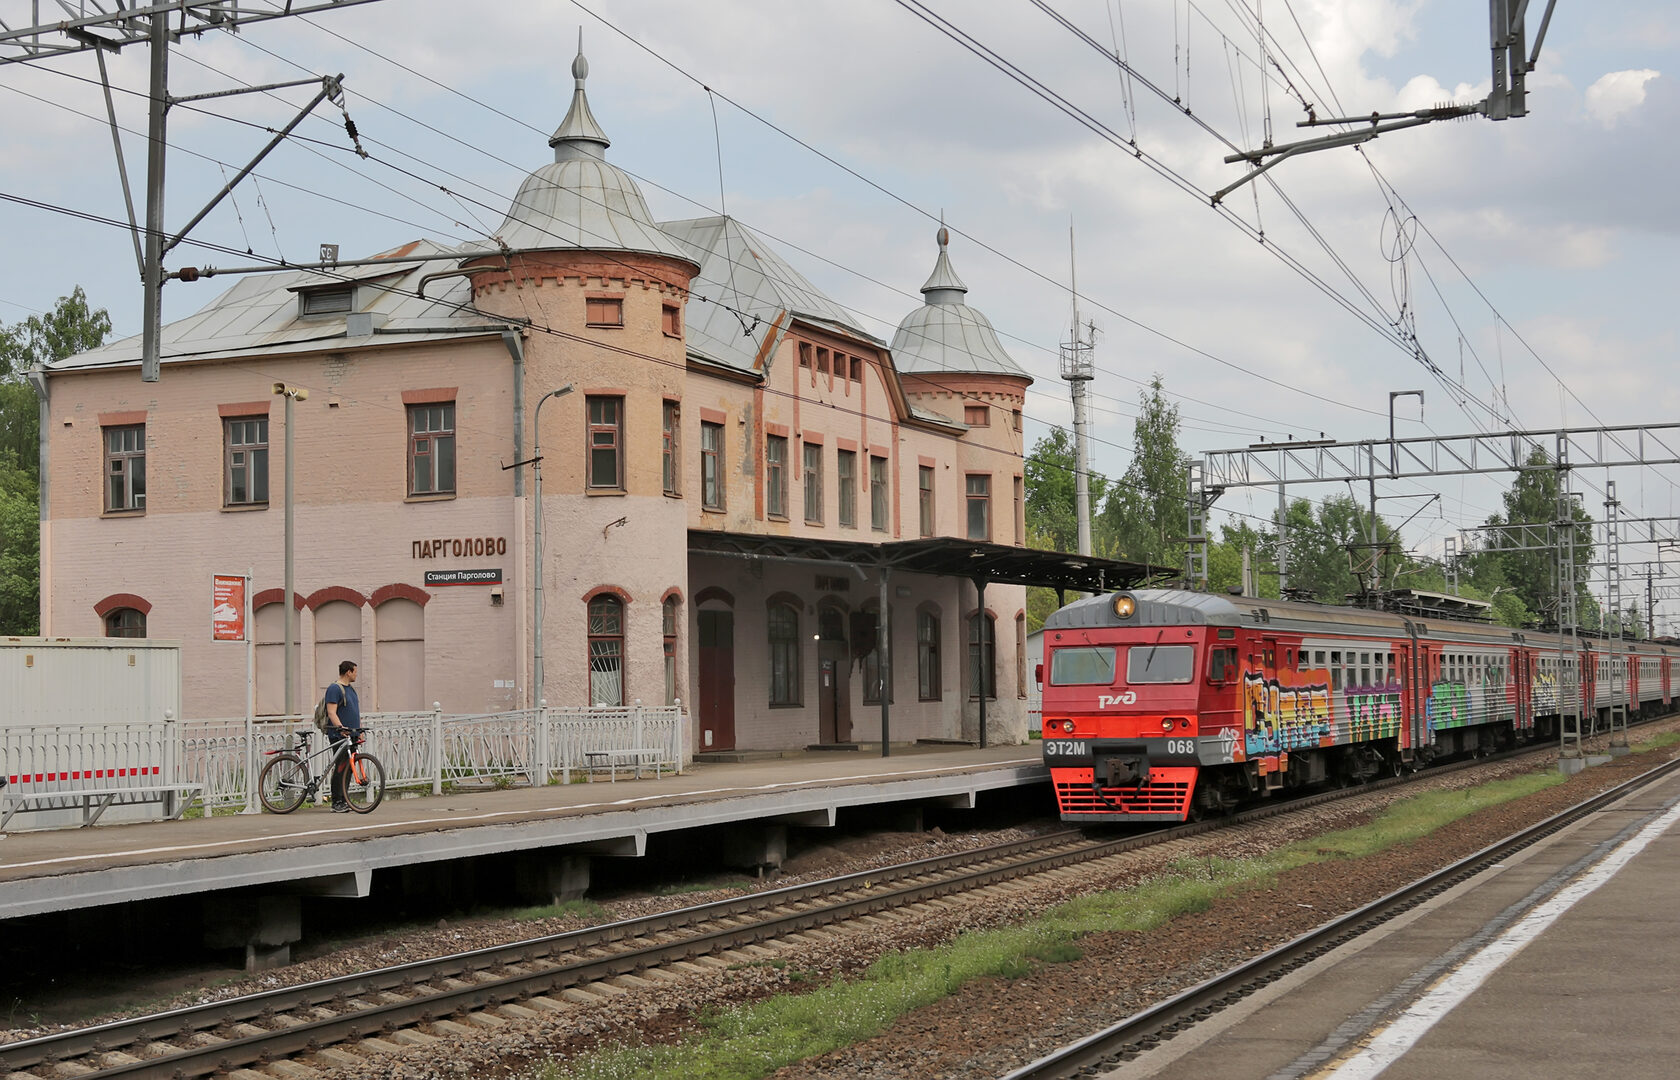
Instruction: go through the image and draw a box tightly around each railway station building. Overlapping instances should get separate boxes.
[33,48,1129,751]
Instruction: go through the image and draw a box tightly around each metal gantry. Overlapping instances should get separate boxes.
[1191,423,1680,764]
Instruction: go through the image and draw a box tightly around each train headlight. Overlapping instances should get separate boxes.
[1061,720,1075,734]
[1161,717,1175,732]
[1113,594,1137,619]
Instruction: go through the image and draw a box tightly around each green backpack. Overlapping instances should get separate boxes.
[313,688,332,732]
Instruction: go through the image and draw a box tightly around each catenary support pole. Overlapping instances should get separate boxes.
[140,12,168,383]
[975,577,989,749]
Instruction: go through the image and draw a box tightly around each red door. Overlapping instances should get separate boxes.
[697,610,736,751]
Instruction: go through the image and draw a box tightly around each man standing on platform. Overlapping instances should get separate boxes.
[324,660,360,812]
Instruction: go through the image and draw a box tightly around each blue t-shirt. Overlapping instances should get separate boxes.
[325,682,360,731]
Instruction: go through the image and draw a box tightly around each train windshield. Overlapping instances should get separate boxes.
[1127,644,1195,684]
[1050,646,1117,685]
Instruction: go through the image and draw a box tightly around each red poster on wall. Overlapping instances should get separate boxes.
[212,574,246,641]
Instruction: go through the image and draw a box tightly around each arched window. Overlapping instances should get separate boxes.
[663,595,680,705]
[968,612,996,700]
[768,602,801,706]
[588,595,625,706]
[917,607,942,701]
[104,608,146,638]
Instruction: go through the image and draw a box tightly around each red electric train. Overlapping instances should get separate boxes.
[1038,588,1677,822]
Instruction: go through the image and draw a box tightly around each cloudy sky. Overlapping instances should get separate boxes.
[2,1,1674,610]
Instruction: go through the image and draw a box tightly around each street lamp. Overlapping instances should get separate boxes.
[272,382,309,716]
[531,384,574,707]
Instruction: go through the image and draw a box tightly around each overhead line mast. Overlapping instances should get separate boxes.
[1060,226,1096,561]
[0,0,383,382]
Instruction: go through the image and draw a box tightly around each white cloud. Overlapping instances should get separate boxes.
[1585,69,1661,127]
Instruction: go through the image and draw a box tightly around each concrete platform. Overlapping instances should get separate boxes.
[0,743,1045,921]
[1101,765,1680,1080]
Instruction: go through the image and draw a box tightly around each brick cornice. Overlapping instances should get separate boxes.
[94,592,151,617]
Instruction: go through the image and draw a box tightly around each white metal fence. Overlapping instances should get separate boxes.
[5,704,689,823]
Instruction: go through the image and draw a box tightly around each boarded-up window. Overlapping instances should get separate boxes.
[312,601,363,707]
[375,598,424,711]
[255,602,296,716]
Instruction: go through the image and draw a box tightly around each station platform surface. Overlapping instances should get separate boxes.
[0,743,1045,920]
[1103,762,1680,1080]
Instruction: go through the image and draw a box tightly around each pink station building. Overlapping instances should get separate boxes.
[36,49,1069,752]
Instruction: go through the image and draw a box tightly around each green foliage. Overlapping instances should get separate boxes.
[0,287,112,380]
[0,288,110,636]
[1473,446,1595,626]
[508,898,611,923]
[1023,426,1110,555]
[1098,375,1184,567]
[0,451,40,635]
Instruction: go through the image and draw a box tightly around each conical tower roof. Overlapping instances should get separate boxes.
[890,227,1028,379]
[491,38,695,264]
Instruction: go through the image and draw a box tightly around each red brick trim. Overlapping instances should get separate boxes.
[660,587,684,605]
[765,421,789,438]
[582,584,632,605]
[401,387,457,405]
[699,407,728,426]
[964,607,1000,622]
[801,431,825,445]
[253,588,307,611]
[766,590,805,611]
[219,401,271,418]
[98,410,146,427]
[94,592,151,617]
[837,437,858,453]
[371,583,431,608]
[918,455,938,469]
[694,586,734,608]
[583,388,628,398]
[663,394,683,405]
[869,444,891,458]
[303,586,368,611]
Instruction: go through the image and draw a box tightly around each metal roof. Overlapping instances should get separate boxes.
[689,529,1160,594]
[661,216,873,372]
[48,240,504,372]
[890,228,1029,380]
[492,42,696,265]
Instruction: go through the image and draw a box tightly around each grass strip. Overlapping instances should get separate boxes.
[535,770,1563,1080]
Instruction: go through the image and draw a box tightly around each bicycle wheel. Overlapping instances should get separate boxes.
[258,754,310,814]
[345,751,385,813]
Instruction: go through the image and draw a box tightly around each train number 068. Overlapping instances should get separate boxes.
[1162,738,1196,756]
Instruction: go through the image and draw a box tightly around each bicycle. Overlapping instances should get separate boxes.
[257,728,385,814]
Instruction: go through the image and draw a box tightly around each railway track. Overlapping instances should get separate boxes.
[1000,751,1680,1080]
[0,741,1608,1080]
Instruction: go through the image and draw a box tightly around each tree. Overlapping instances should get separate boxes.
[1023,426,1110,554]
[1099,374,1184,568]
[0,449,39,634]
[0,286,112,380]
[0,287,112,634]
[1207,518,1280,599]
[1274,494,1406,602]
[1479,446,1594,626]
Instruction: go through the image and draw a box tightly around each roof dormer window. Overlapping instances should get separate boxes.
[299,286,353,317]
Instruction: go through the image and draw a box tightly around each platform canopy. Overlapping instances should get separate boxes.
[687,531,1166,594]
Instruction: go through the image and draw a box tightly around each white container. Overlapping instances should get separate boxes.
[1,638,184,828]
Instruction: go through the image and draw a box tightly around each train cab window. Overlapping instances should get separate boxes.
[1127,644,1195,684]
[1208,646,1238,683]
[1049,646,1117,686]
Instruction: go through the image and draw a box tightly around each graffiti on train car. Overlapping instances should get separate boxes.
[1242,669,1333,764]
[1344,681,1404,741]
[1426,681,1471,732]
[1531,670,1559,714]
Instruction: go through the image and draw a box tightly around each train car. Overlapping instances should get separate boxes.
[1037,588,1677,823]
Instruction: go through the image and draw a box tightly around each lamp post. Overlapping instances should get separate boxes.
[272,382,309,716]
[531,384,574,707]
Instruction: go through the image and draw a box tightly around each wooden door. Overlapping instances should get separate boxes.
[697,610,735,751]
